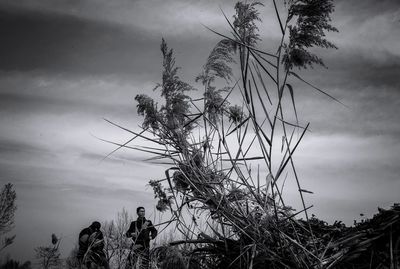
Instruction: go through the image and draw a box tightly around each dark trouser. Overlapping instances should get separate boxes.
[128,243,150,269]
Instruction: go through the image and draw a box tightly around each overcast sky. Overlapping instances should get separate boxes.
[0,0,399,263]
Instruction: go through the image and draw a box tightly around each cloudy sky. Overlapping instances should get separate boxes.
[0,0,399,262]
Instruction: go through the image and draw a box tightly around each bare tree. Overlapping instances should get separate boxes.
[103,208,133,269]
[35,234,61,269]
[0,183,17,252]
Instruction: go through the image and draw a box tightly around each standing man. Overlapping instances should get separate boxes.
[126,207,158,269]
[77,221,109,269]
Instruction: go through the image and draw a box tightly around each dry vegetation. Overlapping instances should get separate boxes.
[101,1,400,268]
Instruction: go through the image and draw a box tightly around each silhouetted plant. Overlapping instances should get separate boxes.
[196,39,237,85]
[134,94,160,130]
[107,0,342,268]
[227,104,245,124]
[102,208,133,269]
[204,87,231,124]
[0,258,32,269]
[0,183,17,252]
[0,184,16,234]
[283,0,338,70]
[233,1,263,47]
[134,39,195,150]
[35,234,61,269]
[149,180,173,212]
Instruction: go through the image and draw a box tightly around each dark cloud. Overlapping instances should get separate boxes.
[0,6,160,77]
[334,0,400,20]
[0,139,51,155]
[313,49,400,90]
[305,50,400,136]
[0,92,81,115]
[0,92,134,117]
[271,39,400,138]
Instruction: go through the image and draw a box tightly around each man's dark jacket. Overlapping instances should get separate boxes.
[126,217,157,248]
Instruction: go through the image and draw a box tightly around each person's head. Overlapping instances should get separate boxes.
[90,221,101,231]
[136,206,145,218]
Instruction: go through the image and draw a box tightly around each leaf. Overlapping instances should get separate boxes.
[275,116,309,131]
[266,173,273,185]
[265,173,273,194]
[101,128,148,163]
[183,113,203,128]
[253,62,273,105]
[103,118,165,145]
[272,0,284,34]
[256,123,272,147]
[251,52,278,85]
[299,188,314,194]
[289,71,347,107]
[226,116,250,136]
[222,156,265,161]
[285,83,298,123]
[274,122,310,182]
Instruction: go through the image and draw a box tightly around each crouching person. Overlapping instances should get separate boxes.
[77,221,110,269]
[126,207,158,269]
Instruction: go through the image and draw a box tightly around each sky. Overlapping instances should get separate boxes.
[0,0,399,263]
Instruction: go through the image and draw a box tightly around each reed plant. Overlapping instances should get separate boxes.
[103,1,399,268]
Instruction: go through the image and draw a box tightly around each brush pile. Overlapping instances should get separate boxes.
[106,1,399,268]
[162,205,400,269]
[317,204,400,268]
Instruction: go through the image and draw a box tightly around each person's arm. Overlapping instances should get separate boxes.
[126,221,136,239]
[148,221,158,239]
[79,234,89,245]
[126,221,133,238]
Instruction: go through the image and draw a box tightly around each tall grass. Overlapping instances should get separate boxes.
[103,1,349,268]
